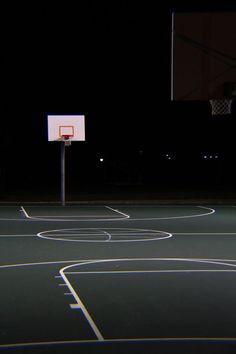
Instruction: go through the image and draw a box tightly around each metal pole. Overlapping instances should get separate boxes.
[61,141,66,206]
[171,11,175,101]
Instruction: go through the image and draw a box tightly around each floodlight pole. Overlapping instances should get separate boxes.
[171,11,175,101]
[61,141,66,206]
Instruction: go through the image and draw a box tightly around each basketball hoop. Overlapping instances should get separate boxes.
[209,98,233,116]
[59,126,74,146]
[61,135,72,146]
[47,115,86,206]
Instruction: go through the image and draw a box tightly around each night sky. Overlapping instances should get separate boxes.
[3,3,167,145]
[1,2,236,200]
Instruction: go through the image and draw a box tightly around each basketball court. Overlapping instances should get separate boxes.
[1,204,236,353]
[1,11,236,354]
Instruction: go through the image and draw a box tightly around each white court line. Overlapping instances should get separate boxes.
[2,232,235,239]
[174,232,236,235]
[20,205,130,221]
[49,233,165,236]
[19,205,214,222]
[20,206,30,218]
[0,234,35,237]
[0,259,92,269]
[103,230,112,242]
[58,257,236,341]
[60,258,236,275]
[128,206,215,221]
[64,269,236,274]
[1,253,236,342]
[32,215,115,218]
[37,228,172,243]
[1,337,236,349]
[1,257,236,270]
[59,266,104,341]
[105,206,130,219]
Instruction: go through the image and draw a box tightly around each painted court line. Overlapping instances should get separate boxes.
[57,258,236,342]
[0,234,35,237]
[29,215,121,218]
[20,206,30,218]
[59,265,104,341]
[19,205,214,222]
[37,228,172,243]
[2,232,236,239]
[174,232,236,235]
[2,337,236,349]
[0,259,92,269]
[129,206,215,220]
[105,206,130,219]
[2,231,236,239]
[64,269,236,274]
[20,205,130,221]
[1,257,236,270]
[59,255,236,275]
[103,230,112,242]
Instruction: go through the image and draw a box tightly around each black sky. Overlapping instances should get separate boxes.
[2,2,236,197]
[3,2,235,141]
[2,3,168,129]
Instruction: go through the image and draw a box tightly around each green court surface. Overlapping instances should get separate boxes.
[1,204,236,353]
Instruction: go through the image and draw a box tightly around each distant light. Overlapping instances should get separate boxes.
[203,154,219,159]
[166,153,174,159]
[99,158,104,162]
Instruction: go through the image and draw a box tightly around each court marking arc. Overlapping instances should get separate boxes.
[36,228,173,243]
[18,205,215,222]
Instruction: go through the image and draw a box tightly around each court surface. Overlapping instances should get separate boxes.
[1,204,236,353]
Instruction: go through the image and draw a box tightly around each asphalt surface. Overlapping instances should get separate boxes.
[1,204,236,353]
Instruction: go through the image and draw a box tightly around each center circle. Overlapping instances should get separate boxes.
[37,228,172,242]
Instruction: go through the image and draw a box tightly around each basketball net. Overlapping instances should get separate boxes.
[61,135,72,146]
[209,98,232,116]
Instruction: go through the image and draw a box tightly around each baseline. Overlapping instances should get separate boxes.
[19,205,215,222]
[20,205,130,222]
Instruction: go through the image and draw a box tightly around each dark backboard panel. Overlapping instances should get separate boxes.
[172,12,236,100]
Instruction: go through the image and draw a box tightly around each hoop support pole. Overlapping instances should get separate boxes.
[171,12,175,101]
[61,141,66,206]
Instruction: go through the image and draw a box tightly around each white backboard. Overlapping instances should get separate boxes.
[47,115,85,141]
